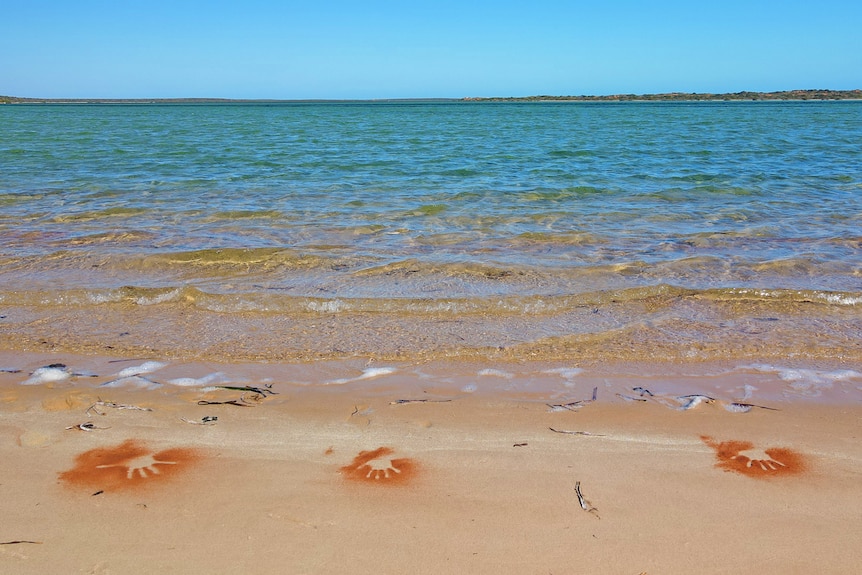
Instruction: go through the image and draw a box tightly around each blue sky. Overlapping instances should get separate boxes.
[2,0,860,99]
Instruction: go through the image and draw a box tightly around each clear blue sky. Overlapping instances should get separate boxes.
[2,0,860,99]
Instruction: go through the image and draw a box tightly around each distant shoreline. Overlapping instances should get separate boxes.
[2,89,861,104]
[462,89,862,102]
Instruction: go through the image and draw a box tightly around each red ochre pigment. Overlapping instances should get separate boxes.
[701,435,806,479]
[340,447,417,485]
[59,439,200,492]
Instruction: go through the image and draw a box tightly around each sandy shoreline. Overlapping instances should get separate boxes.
[1,352,860,574]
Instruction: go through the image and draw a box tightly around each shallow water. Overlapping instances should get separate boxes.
[1,101,861,365]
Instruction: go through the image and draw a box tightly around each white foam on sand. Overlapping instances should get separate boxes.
[115,361,168,378]
[542,367,584,379]
[307,299,350,313]
[542,367,584,388]
[100,375,163,390]
[167,372,226,387]
[478,368,514,379]
[325,366,397,385]
[740,364,862,397]
[740,384,757,400]
[21,365,71,385]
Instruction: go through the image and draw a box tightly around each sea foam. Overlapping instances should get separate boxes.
[325,366,397,385]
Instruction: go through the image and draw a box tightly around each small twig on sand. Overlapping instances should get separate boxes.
[575,481,600,518]
[86,400,153,417]
[65,422,109,432]
[181,415,218,425]
[616,393,648,403]
[217,384,278,396]
[725,401,780,413]
[389,399,452,405]
[628,387,779,413]
[197,398,254,407]
[548,387,598,411]
[549,427,604,436]
[547,400,587,412]
[196,388,268,407]
[0,540,42,545]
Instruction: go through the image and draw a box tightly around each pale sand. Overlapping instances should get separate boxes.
[1,357,861,574]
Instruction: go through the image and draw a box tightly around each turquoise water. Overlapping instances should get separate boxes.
[1,101,861,363]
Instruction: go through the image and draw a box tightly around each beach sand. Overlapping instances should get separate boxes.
[1,354,860,574]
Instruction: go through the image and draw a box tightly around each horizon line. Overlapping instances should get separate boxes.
[3,89,861,104]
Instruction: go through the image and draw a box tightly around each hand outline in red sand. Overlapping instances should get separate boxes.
[340,447,417,485]
[701,436,806,479]
[95,452,178,479]
[59,439,199,492]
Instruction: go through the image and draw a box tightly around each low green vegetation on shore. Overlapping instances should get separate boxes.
[462,89,862,102]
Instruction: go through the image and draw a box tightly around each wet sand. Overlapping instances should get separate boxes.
[1,353,861,574]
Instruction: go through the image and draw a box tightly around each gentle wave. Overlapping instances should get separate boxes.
[2,242,861,298]
[143,248,349,269]
[49,207,151,223]
[64,230,160,246]
[1,284,858,315]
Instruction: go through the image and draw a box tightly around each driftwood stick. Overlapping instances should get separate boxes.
[549,427,604,436]
[575,481,600,518]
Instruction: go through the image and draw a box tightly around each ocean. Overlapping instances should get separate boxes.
[4,103,862,575]
[1,101,861,374]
